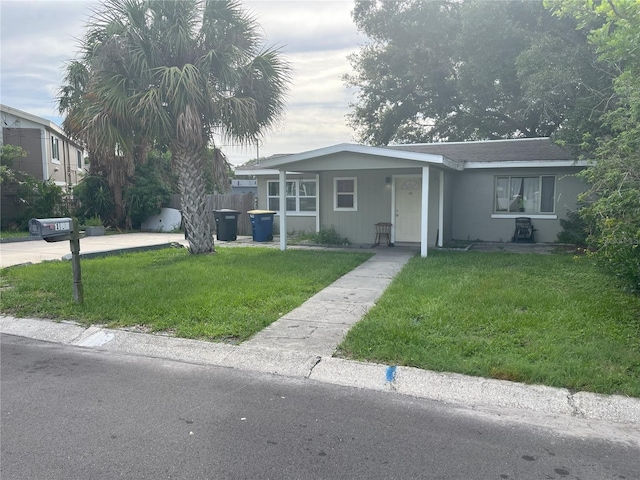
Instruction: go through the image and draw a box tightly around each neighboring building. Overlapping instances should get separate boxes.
[235,137,588,256]
[1,104,85,190]
[230,178,257,195]
[1,104,85,226]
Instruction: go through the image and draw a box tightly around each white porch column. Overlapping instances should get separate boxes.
[438,170,444,248]
[315,173,320,233]
[421,166,429,257]
[279,170,287,251]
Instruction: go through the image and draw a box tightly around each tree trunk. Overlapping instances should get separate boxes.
[112,183,126,227]
[172,105,214,254]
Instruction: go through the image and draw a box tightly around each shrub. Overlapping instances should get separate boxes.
[312,226,350,245]
[557,209,589,246]
[124,155,172,228]
[73,176,114,223]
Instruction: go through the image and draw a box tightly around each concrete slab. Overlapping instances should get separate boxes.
[280,300,373,325]
[0,316,87,344]
[243,319,352,355]
[347,260,412,278]
[244,249,413,354]
[394,366,574,416]
[0,233,189,268]
[311,285,384,303]
[328,275,394,290]
[571,392,640,423]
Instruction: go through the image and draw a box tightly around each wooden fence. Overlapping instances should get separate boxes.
[169,193,256,236]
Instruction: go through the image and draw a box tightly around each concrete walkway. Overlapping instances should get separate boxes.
[243,247,416,355]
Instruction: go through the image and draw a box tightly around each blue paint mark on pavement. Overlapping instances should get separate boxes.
[386,366,397,382]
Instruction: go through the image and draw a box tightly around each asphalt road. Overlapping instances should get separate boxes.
[2,335,638,480]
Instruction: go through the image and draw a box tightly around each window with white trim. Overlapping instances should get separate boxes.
[495,176,555,214]
[267,179,316,212]
[334,177,357,211]
[51,137,60,162]
[77,150,83,169]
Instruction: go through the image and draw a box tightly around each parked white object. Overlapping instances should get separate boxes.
[141,208,182,232]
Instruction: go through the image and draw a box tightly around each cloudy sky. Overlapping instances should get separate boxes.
[0,0,365,165]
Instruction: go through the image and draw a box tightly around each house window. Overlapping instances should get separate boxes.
[334,177,357,211]
[51,137,60,162]
[77,151,83,169]
[267,179,316,213]
[495,176,555,214]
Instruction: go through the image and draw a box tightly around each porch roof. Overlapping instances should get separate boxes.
[246,143,463,173]
[234,137,583,176]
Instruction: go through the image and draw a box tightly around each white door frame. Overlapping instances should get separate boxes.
[391,168,431,257]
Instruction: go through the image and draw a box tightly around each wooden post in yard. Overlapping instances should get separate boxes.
[70,217,83,304]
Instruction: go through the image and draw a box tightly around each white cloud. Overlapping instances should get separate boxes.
[0,0,364,165]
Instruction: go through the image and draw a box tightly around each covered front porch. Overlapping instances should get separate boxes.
[257,144,462,257]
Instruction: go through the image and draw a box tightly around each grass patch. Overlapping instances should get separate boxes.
[338,251,640,397]
[0,247,372,342]
[0,230,30,239]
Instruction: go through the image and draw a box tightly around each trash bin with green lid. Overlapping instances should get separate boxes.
[247,210,276,242]
[213,209,240,241]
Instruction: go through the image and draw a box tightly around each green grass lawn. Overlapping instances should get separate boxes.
[0,247,372,342]
[0,230,29,239]
[338,251,640,397]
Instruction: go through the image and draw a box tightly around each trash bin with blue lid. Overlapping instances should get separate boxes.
[213,209,240,241]
[247,210,276,242]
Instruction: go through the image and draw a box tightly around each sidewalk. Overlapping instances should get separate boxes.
[0,232,189,268]
[243,247,415,355]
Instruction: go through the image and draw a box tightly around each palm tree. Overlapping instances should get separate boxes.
[62,0,290,253]
[59,60,140,227]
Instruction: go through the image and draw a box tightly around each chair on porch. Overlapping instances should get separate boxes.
[374,222,393,246]
[512,217,535,243]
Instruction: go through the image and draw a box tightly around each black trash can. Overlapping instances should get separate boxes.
[247,210,276,242]
[213,209,240,241]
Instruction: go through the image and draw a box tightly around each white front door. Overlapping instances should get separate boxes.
[394,176,422,242]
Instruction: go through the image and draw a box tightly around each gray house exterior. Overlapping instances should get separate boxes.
[236,138,587,257]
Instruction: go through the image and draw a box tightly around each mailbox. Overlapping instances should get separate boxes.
[29,217,74,242]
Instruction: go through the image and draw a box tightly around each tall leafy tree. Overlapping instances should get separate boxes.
[345,0,613,148]
[547,0,640,291]
[60,0,290,253]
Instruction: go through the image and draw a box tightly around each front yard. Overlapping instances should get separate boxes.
[338,251,640,397]
[1,246,639,397]
[0,247,372,342]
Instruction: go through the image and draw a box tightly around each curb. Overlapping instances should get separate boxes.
[60,242,184,261]
[1,315,639,427]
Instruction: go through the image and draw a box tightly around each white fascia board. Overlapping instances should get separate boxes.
[464,160,590,169]
[1,104,82,148]
[261,143,453,169]
[233,169,303,176]
[1,104,58,132]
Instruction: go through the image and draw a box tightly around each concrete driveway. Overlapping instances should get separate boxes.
[0,233,189,268]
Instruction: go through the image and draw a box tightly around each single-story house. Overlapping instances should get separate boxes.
[235,137,588,256]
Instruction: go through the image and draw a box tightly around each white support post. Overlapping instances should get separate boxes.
[438,170,444,248]
[279,170,287,251]
[315,173,320,233]
[421,166,429,257]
